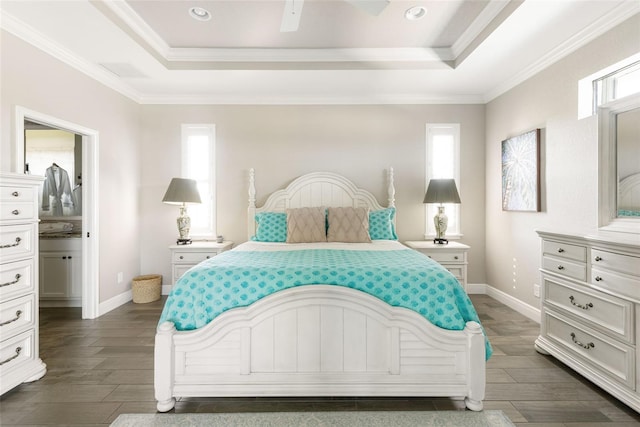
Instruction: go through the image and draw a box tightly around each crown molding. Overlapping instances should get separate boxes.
[450,0,514,59]
[483,1,640,103]
[137,93,485,106]
[0,10,142,103]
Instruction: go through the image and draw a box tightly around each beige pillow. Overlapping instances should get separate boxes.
[286,207,327,243]
[327,207,372,243]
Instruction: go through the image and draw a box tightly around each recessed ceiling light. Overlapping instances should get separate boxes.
[189,6,211,21]
[405,6,427,20]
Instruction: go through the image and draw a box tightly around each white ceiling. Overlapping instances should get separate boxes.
[1,0,638,104]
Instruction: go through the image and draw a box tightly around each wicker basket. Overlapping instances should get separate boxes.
[132,274,162,303]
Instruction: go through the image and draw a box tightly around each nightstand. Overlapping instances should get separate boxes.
[404,241,470,291]
[169,241,233,290]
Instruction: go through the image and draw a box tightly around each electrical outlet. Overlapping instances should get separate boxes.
[533,284,540,298]
[117,272,123,284]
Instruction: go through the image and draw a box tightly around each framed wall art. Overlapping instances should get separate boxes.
[501,129,541,212]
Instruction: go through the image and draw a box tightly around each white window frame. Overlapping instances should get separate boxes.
[181,124,216,238]
[578,53,640,119]
[425,123,461,240]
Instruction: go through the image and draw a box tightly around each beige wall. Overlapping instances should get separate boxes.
[139,104,487,285]
[485,14,640,309]
[1,31,142,303]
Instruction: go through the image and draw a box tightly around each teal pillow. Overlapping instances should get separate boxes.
[369,207,397,240]
[252,212,287,242]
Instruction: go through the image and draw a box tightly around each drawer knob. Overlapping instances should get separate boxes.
[0,310,23,327]
[206,256,210,259]
[569,295,593,310]
[179,256,184,260]
[11,191,19,197]
[0,346,22,366]
[11,209,20,216]
[454,256,459,260]
[595,276,603,282]
[557,248,565,253]
[0,237,21,249]
[0,273,22,288]
[594,256,602,262]
[570,332,594,350]
[557,265,565,270]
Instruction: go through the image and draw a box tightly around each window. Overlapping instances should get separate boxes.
[181,124,215,237]
[425,123,461,239]
[578,53,640,119]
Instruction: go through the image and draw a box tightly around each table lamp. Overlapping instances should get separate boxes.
[162,178,201,245]
[423,178,461,244]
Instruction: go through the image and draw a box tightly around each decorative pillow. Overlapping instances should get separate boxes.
[369,207,398,240]
[286,207,327,243]
[252,212,287,242]
[327,207,372,243]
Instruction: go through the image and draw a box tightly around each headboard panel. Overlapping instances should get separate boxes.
[248,168,395,239]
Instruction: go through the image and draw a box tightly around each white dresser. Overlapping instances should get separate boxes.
[0,172,46,395]
[536,230,640,411]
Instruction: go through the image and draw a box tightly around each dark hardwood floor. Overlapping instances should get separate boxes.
[1,294,639,426]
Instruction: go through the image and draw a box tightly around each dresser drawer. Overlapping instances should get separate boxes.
[173,265,193,281]
[544,309,635,389]
[0,224,36,264]
[425,251,465,263]
[592,249,640,278]
[0,259,35,302]
[543,240,587,262]
[0,186,36,204]
[0,329,35,376]
[544,278,633,343]
[542,255,586,282]
[444,266,464,280]
[0,294,35,341]
[591,267,640,302]
[172,251,218,264]
[0,202,36,222]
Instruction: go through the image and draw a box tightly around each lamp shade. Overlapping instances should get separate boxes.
[162,178,201,205]
[423,179,461,204]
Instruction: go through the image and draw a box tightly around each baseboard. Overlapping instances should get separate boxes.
[468,283,540,324]
[99,289,132,316]
[40,299,82,308]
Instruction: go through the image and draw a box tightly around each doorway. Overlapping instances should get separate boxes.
[14,106,99,319]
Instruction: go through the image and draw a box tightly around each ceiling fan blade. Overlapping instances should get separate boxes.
[280,0,305,32]
[344,0,390,16]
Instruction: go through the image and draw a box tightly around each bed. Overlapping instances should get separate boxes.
[154,169,489,412]
[618,172,640,217]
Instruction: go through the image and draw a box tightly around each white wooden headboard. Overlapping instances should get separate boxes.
[247,168,395,239]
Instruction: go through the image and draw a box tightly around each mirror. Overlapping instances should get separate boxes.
[24,120,83,219]
[598,93,640,234]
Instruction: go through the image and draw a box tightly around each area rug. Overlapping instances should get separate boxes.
[111,410,514,426]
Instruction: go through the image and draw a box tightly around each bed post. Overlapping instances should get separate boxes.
[464,321,485,411]
[248,168,256,240]
[387,167,395,208]
[155,321,177,412]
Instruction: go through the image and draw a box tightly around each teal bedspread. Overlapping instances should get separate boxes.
[159,246,492,359]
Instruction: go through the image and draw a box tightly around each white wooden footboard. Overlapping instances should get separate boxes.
[155,285,485,412]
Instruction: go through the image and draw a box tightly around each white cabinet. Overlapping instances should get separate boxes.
[39,238,81,305]
[0,173,46,395]
[536,230,640,412]
[169,241,233,292]
[404,241,469,290]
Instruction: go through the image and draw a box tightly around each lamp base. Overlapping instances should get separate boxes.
[176,238,192,245]
[433,237,449,245]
